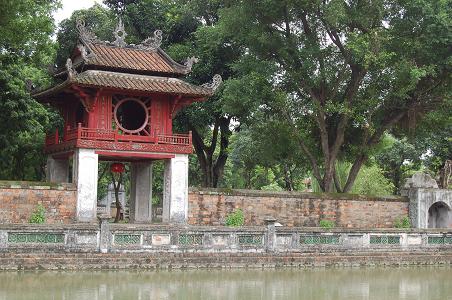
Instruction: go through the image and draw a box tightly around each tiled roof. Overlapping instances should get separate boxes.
[85,44,189,76]
[33,70,213,99]
[75,70,212,96]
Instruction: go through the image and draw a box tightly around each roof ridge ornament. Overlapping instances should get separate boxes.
[184,56,199,72]
[66,58,77,79]
[77,44,95,61]
[202,74,222,92]
[137,30,163,51]
[76,17,101,44]
[113,18,127,47]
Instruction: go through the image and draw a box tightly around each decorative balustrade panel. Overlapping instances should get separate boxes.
[8,233,65,244]
[238,234,263,246]
[114,234,141,245]
[369,235,401,245]
[428,236,452,245]
[178,234,203,245]
[300,235,340,245]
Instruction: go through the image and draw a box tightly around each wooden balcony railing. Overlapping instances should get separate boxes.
[45,124,192,147]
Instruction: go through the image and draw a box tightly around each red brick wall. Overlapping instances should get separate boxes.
[0,182,76,224]
[188,189,409,228]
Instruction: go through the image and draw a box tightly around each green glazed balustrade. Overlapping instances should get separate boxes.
[369,235,400,245]
[114,234,141,245]
[428,236,452,245]
[238,235,263,245]
[8,233,64,244]
[179,234,203,245]
[300,235,340,245]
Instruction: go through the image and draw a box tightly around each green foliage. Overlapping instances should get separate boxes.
[29,204,46,224]
[394,217,411,229]
[352,165,395,196]
[319,220,335,229]
[0,0,60,181]
[260,182,284,192]
[375,135,423,192]
[152,161,165,206]
[312,162,395,196]
[55,4,115,67]
[219,0,451,192]
[225,209,244,227]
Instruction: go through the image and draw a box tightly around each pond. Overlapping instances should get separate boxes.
[0,267,451,300]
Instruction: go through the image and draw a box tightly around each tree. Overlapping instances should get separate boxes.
[220,0,451,192]
[0,0,60,180]
[55,4,116,67]
[375,135,422,192]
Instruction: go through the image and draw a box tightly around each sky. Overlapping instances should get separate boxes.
[53,0,104,27]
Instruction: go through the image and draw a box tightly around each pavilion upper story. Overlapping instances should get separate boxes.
[32,18,221,159]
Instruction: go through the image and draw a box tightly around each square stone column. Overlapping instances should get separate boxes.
[46,156,69,183]
[73,148,98,222]
[163,154,189,224]
[129,162,153,223]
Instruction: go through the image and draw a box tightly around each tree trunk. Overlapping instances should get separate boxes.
[110,171,123,223]
[283,164,294,191]
[190,115,231,188]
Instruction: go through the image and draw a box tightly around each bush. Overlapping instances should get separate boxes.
[225,209,244,227]
[319,219,335,229]
[29,204,46,224]
[311,162,395,195]
[394,216,411,228]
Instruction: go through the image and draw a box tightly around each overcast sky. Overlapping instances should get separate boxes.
[53,0,104,26]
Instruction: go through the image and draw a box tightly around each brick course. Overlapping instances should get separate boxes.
[0,181,76,224]
[188,189,409,228]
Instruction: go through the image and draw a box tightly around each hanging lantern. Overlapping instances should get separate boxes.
[110,163,125,173]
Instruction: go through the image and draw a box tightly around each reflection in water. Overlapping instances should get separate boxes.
[0,267,451,300]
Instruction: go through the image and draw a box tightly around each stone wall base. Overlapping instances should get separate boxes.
[1,250,452,270]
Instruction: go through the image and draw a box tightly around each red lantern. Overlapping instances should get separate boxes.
[110,163,125,173]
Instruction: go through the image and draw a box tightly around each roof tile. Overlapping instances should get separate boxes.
[74,70,212,97]
[86,44,188,76]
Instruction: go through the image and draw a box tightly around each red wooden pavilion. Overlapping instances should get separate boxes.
[32,19,221,223]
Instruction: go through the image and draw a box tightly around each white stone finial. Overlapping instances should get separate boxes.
[137,30,163,51]
[113,18,127,47]
[76,17,100,44]
[184,56,199,72]
[66,58,77,79]
[202,74,222,92]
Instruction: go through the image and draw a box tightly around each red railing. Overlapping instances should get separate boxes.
[45,124,192,147]
[157,133,191,145]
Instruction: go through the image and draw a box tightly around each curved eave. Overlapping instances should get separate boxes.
[32,80,71,101]
[32,70,214,100]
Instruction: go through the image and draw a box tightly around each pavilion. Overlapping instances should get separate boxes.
[32,18,221,223]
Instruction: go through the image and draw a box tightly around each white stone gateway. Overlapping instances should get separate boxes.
[402,173,452,229]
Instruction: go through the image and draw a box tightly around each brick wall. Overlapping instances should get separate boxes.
[0,181,76,224]
[188,189,409,228]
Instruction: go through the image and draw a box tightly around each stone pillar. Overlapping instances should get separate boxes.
[163,154,189,224]
[264,217,277,252]
[129,162,153,223]
[73,148,98,222]
[98,215,111,253]
[46,156,69,183]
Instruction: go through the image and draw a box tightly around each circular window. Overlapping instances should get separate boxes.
[114,98,149,133]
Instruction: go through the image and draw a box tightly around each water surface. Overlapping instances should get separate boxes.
[0,267,451,300]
